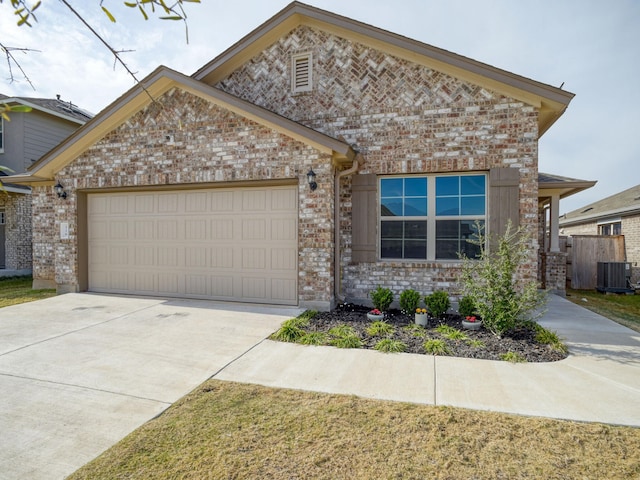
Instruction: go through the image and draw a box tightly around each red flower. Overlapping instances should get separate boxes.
[369,309,382,315]
[465,316,477,322]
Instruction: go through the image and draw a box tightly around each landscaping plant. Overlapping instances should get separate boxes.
[370,286,394,312]
[424,291,450,319]
[399,288,421,314]
[374,338,407,353]
[458,221,545,338]
[457,295,476,317]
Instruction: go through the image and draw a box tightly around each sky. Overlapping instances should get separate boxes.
[1,0,638,215]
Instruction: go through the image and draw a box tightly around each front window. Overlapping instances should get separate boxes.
[380,174,486,260]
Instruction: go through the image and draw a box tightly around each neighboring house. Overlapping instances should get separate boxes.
[0,94,92,272]
[560,184,640,283]
[8,2,586,309]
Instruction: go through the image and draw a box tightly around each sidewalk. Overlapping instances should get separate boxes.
[215,294,640,427]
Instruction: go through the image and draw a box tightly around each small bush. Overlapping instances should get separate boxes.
[423,339,452,356]
[403,324,427,338]
[374,339,407,353]
[332,334,362,349]
[500,352,527,363]
[458,296,476,317]
[458,221,545,338]
[399,289,422,314]
[370,286,394,312]
[272,317,308,343]
[424,291,451,319]
[366,320,395,337]
[466,339,486,349]
[328,324,357,338]
[298,332,328,346]
[535,328,568,353]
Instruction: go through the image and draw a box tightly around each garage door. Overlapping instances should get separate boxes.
[88,186,298,305]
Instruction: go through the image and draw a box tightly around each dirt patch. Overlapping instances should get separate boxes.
[306,303,568,362]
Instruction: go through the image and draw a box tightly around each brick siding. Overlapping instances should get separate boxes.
[0,192,32,270]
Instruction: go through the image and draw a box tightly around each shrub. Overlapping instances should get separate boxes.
[424,291,451,319]
[458,296,477,317]
[374,339,407,353]
[399,289,422,314]
[458,221,545,338]
[423,339,452,356]
[332,334,362,349]
[403,324,427,338]
[370,286,394,312]
[272,317,308,343]
[500,351,527,363]
[535,327,568,353]
[366,320,395,337]
[298,332,329,345]
[328,324,357,338]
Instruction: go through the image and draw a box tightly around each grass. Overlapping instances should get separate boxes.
[566,288,640,333]
[0,276,56,308]
[373,338,407,353]
[68,380,640,480]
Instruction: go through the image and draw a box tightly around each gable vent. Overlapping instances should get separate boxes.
[292,53,312,93]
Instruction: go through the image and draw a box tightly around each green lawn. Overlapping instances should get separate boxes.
[0,276,56,308]
[566,288,640,333]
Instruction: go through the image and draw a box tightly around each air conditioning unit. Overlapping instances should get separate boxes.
[597,262,632,293]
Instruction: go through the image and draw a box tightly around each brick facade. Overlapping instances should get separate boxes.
[26,16,561,309]
[31,88,336,306]
[216,25,540,303]
[0,192,32,270]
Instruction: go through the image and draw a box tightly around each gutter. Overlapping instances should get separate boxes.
[333,152,361,305]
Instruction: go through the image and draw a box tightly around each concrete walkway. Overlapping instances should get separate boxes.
[0,294,299,480]
[215,294,640,427]
[1,293,639,480]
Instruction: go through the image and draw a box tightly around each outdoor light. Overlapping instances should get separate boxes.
[307,167,317,191]
[54,181,67,199]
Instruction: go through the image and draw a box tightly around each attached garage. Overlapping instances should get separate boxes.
[87,185,299,305]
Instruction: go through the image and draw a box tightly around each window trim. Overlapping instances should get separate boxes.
[291,52,313,94]
[378,173,487,261]
[0,117,4,153]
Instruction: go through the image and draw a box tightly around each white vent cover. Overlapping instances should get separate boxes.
[292,53,312,93]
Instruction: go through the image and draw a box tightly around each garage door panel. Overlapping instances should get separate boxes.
[88,186,298,305]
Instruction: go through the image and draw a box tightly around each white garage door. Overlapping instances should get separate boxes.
[88,186,298,305]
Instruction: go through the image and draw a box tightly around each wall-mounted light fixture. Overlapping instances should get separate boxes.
[54,181,67,199]
[307,167,317,191]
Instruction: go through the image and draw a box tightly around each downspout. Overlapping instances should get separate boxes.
[334,153,361,305]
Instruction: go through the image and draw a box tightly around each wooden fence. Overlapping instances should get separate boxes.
[561,235,626,289]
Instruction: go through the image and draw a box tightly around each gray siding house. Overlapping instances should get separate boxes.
[0,94,91,271]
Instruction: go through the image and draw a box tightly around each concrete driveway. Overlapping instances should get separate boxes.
[0,293,299,480]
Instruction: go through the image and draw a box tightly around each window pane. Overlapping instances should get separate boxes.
[436,240,459,259]
[461,196,485,215]
[381,240,402,259]
[404,221,427,239]
[460,238,481,259]
[460,220,482,241]
[436,220,458,239]
[436,197,459,216]
[381,221,403,238]
[461,175,485,195]
[405,177,427,196]
[436,176,459,195]
[381,178,403,197]
[405,197,427,216]
[404,240,427,259]
[381,198,403,217]
[613,223,622,235]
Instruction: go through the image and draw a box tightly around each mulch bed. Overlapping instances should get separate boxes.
[305,303,568,363]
